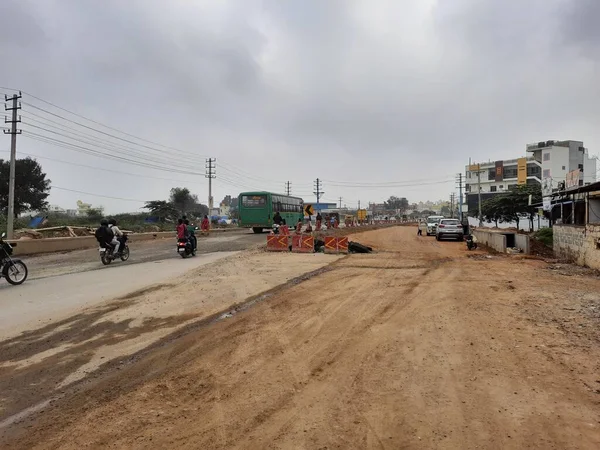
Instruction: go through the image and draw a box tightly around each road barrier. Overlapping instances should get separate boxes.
[266,235,289,252]
[292,235,314,253]
[338,236,349,254]
[324,236,338,254]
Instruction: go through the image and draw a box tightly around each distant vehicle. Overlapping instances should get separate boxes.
[238,192,304,234]
[426,216,445,236]
[436,219,464,241]
[0,232,28,285]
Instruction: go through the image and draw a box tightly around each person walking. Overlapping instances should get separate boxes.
[417,220,423,236]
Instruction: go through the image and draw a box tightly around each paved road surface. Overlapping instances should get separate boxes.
[17,229,264,280]
[0,252,238,340]
[0,230,263,339]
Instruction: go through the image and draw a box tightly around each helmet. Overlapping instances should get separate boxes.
[100,219,109,226]
[108,218,117,226]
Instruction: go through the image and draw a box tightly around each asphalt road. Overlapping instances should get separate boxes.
[10,229,265,281]
[0,230,265,339]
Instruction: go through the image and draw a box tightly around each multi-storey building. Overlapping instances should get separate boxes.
[464,139,596,214]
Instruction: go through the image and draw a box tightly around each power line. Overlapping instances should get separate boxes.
[51,185,147,203]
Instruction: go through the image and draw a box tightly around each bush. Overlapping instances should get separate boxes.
[534,227,553,247]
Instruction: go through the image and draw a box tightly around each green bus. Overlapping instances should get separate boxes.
[238,192,304,233]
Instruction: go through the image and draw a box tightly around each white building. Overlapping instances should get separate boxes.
[525,140,596,191]
[465,157,542,195]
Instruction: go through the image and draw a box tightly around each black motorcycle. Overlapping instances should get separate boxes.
[465,234,478,251]
[99,234,130,265]
[0,232,28,285]
[177,237,195,258]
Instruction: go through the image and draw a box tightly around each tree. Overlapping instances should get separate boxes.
[480,197,503,228]
[143,200,180,222]
[0,157,51,217]
[86,207,104,222]
[480,185,542,231]
[440,205,451,217]
[169,187,199,215]
[384,196,409,214]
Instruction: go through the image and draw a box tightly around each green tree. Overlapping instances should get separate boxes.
[480,197,503,228]
[86,207,104,222]
[169,187,199,215]
[0,157,51,217]
[143,200,180,221]
[440,205,451,217]
[384,196,409,214]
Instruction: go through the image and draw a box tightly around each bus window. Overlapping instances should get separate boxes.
[242,195,266,207]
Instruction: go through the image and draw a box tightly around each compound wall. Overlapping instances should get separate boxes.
[553,224,600,269]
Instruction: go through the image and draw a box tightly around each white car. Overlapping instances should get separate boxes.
[425,216,444,236]
[436,219,464,241]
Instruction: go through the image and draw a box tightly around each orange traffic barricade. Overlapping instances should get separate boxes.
[338,236,349,254]
[324,236,338,254]
[292,234,314,253]
[267,235,289,252]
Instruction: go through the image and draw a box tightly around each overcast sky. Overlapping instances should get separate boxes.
[1,0,599,213]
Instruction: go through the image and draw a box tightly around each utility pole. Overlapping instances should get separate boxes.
[476,164,483,226]
[358,200,361,210]
[4,92,22,240]
[205,158,216,213]
[456,173,464,222]
[450,193,455,218]
[313,178,324,207]
[338,196,343,209]
[285,181,291,196]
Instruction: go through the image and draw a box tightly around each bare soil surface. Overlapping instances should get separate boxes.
[2,227,600,449]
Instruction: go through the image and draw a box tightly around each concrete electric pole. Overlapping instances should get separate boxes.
[313,178,324,207]
[4,92,22,240]
[285,181,291,196]
[476,164,483,226]
[338,197,343,209]
[205,158,216,213]
[457,173,464,222]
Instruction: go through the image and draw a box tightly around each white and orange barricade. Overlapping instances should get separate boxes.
[292,234,314,253]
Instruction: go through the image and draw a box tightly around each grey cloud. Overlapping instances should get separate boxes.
[1,0,599,212]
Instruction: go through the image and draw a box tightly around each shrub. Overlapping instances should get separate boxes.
[534,227,553,247]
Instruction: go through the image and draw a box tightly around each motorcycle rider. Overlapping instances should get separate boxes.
[94,219,115,251]
[273,211,282,226]
[108,218,124,255]
[184,219,197,253]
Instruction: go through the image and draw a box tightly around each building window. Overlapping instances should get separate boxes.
[543,153,550,161]
[503,166,517,178]
[543,169,551,178]
[527,165,541,177]
[490,186,497,192]
[465,184,470,192]
[467,172,471,179]
[499,185,504,189]
[488,169,496,181]
[562,166,566,170]
[508,184,517,190]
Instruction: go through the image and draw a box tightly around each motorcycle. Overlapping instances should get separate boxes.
[177,237,195,258]
[0,232,28,285]
[99,234,130,265]
[465,234,478,251]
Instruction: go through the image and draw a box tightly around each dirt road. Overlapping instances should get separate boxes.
[2,227,600,449]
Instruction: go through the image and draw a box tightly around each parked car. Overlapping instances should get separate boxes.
[426,215,444,236]
[436,218,464,241]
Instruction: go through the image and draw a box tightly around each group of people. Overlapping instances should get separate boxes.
[271,211,324,235]
[95,218,126,255]
[176,215,207,252]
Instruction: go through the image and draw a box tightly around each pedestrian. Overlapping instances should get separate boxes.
[417,220,422,236]
[316,212,322,231]
[295,218,303,234]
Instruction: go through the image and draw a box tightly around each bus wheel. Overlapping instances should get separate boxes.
[252,227,263,234]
